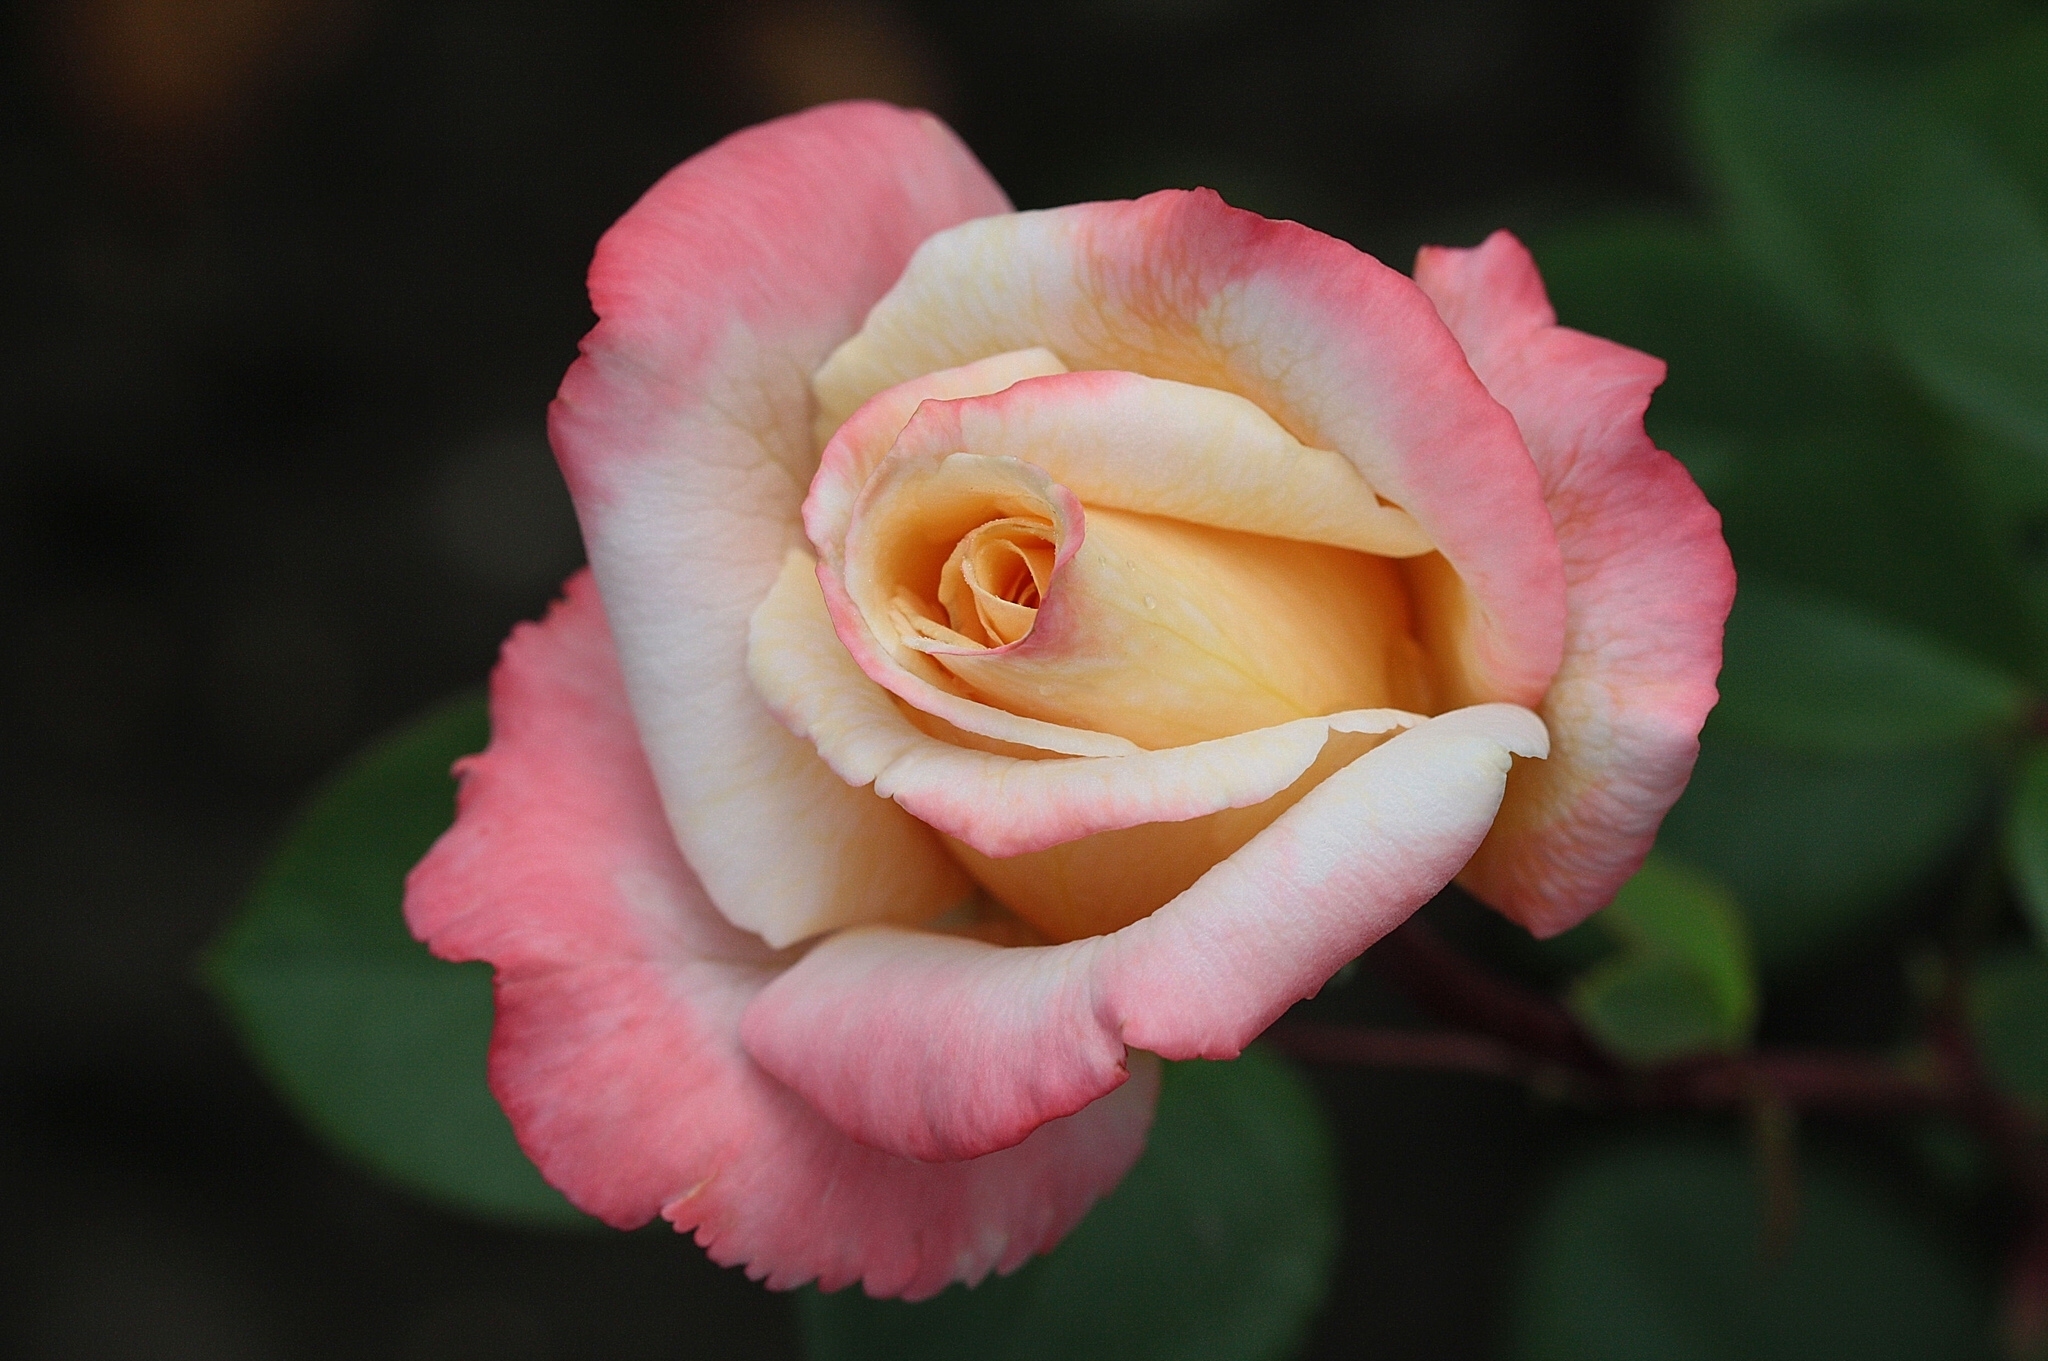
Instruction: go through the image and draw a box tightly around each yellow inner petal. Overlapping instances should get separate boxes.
[943,726,1387,942]
[937,517,1056,646]
[897,503,1433,750]
[835,425,1447,944]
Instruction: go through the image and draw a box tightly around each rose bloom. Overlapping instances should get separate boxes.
[406,103,1732,1299]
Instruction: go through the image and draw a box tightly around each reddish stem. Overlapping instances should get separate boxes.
[1366,918,1609,1069]
[1671,1051,1949,1113]
[2006,1216,2048,1361]
[1266,1025,1946,1113]
[1289,920,2048,1357]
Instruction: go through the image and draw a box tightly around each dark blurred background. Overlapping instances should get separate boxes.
[1,2,1683,1356]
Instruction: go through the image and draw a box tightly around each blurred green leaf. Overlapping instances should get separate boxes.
[1861,115,2048,464]
[1928,21,2048,214]
[1528,215,1837,452]
[1510,1137,1994,1360]
[1715,581,2028,754]
[1690,18,2048,461]
[1719,411,2048,682]
[204,694,589,1228]
[1688,37,1872,347]
[801,1048,1339,1361]
[2005,746,2048,952]
[1656,733,1991,972]
[1968,947,2048,1114]
[1530,216,2045,680]
[1570,858,1758,1067]
[1689,0,2023,52]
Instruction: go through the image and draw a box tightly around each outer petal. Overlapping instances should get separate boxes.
[405,572,1159,1300]
[750,546,1425,856]
[1415,232,1735,936]
[549,102,1004,946]
[741,702,1546,1162]
[811,190,1567,710]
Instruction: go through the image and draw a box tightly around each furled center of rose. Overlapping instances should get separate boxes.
[801,357,1451,939]
[856,457,1432,750]
[933,516,1054,646]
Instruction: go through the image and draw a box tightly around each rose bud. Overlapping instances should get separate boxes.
[405,102,1733,1299]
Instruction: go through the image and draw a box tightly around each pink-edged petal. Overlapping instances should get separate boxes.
[741,925,1139,1163]
[548,102,1009,946]
[815,558,1143,758]
[819,389,1434,751]
[405,571,1158,1300]
[751,545,1427,855]
[741,702,1546,1161]
[805,347,1071,540]
[1415,231,1736,937]
[808,366,1431,559]
[810,190,1566,709]
[948,371,1429,553]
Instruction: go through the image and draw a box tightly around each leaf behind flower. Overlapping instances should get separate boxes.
[800,1047,1340,1361]
[203,692,592,1229]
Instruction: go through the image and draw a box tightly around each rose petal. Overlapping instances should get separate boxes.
[807,366,1432,558]
[806,346,1071,526]
[741,701,1547,1161]
[548,101,1006,946]
[810,189,1567,710]
[1414,232,1736,936]
[752,547,1428,855]
[823,387,1434,749]
[406,571,1159,1300]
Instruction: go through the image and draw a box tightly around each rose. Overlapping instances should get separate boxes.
[405,102,1732,1299]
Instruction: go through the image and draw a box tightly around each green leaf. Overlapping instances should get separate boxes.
[1510,1137,1995,1360]
[1528,215,1836,453]
[204,694,589,1228]
[1690,20,2048,461]
[1861,112,2048,463]
[1720,396,2048,680]
[800,1048,1339,1361]
[1569,858,1758,1067]
[2003,745,2048,952]
[1968,947,2048,1114]
[1927,21,2048,216]
[1529,214,2045,680]
[1656,733,1991,972]
[1715,581,2028,754]
[1688,37,1873,348]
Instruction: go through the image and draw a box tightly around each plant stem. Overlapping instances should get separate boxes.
[1364,918,1609,1069]
[1281,913,2048,1356]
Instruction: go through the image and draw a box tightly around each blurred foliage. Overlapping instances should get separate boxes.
[1713,583,2027,756]
[801,1050,1339,1361]
[205,693,590,1229]
[1509,1138,1994,1360]
[1969,948,2048,1114]
[1568,857,1758,1066]
[1536,0,2048,982]
[2004,745,2048,952]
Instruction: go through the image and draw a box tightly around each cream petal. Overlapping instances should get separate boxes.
[941,369,1433,556]
[831,398,1430,749]
[740,702,1549,1161]
[930,505,1428,748]
[807,193,1567,711]
[755,548,1141,765]
[804,347,1070,554]
[748,549,1429,860]
[549,104,1009,948]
